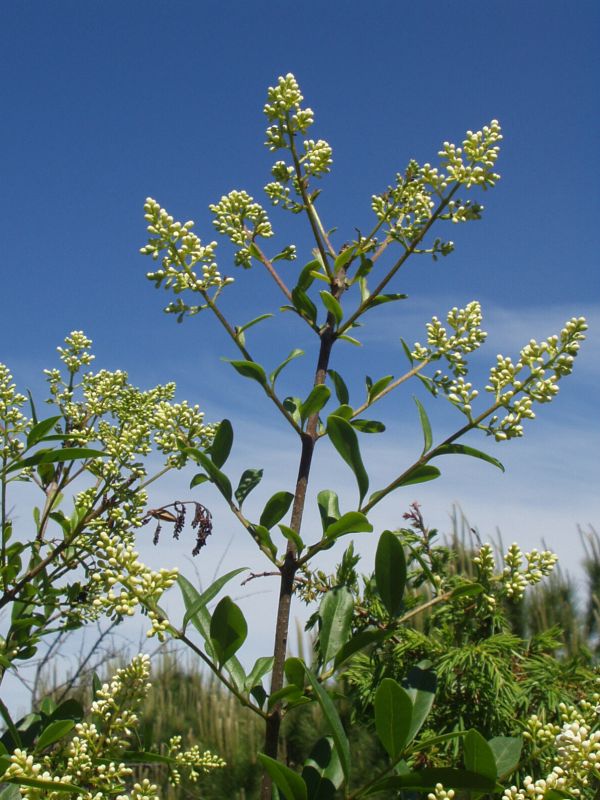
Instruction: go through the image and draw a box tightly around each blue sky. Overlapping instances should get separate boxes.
[2,1,599,704]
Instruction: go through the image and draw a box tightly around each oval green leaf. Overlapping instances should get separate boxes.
[35,719,75,752]
[210,419,233,468]
[464,729,498,780]
[260,491,294,529]
[326,415,369,505]
[318,587,354,667]
[374,678,413,759]
[300,385,331,425]
[324,512,373,539]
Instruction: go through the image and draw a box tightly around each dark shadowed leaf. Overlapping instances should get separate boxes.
[327,370,349,405]
[235,468,263,507]
[210,596,248,667]
[258,754,307,800]
[375,531,406,616]
[303,667,350,783]
[209,419,233,468]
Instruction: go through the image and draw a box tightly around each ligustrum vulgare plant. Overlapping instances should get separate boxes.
[135,73,595,799]
[1,72,594,799]
[0,337,225,797]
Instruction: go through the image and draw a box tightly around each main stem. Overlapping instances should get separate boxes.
[260,328,335,800]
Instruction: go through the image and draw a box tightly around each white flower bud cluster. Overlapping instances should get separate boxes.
[57,331,95,373]
[140,198,232,319]
[412,301,487,379]
[166,735,225,785]
[264,161,303,212]
[439,120,502,189]
[264,73,314,152]
[486,317,587,441]
[302,138,333,176]
[501,543,558,600]
[371,161,436,242]
[0,363,28,460]
[91,530,178,639]
[473,543,495,579]
[209,189,274,268]
[506,700,600,799]
[427,784,455,800]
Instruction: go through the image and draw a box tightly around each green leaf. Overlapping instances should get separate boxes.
[350,419,385,433]
[235,468,263,507]
[404,663,437,743]
[0,784,22,800]
[302,737,343,800]
[225,359,268,387]
[364,768,496,795]
[245,656,274,692]
[238,313,273,334]
[278,524,304,555]
[399,337,414,365]
[317,490,341,531]
[283,396,303,425]
[451,583,484,599]
[26,416,61,448]
[179,568,248,631]
[397,464,441,488]
[0,698,21,748]
[260,492,294,529]
[488,736,523,779]
[431,443,505,472]
[190,472,208,488]
[209,419,233,468]
[210,596,248,667]
[464,729,498,781]
[296,259,320,291]
[8,447,107,473]
[319,291,343,325]
[284,657,306,690]
[291,287,318,324]
[324,512,372,539]
[329,404,353,420]
[368,375,394,402]
[374,678,413,759]
[302,667,350,783]
[338,334,361,347]
[318,587,354,667]
[354,255,373,280]
[333,628,387,669]
[333,245,356,272]
[257,754,307,800]
[327,370,349,405]
[250,524,278,559]
[375,531,406,617]
[544,791,578,800]
[35,719,75,752]
[326,415,369,505]
[186,449,232,501]
[3,777,84,793]
[300,385,331,425]
[270,349,304,386]
[368,292,407,307]
[414,397,433,454]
